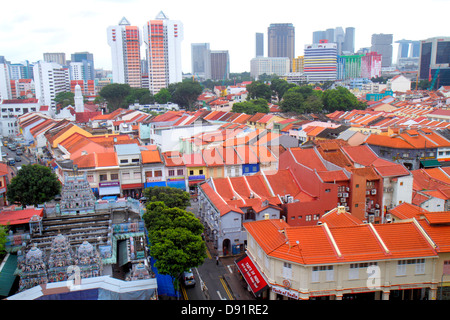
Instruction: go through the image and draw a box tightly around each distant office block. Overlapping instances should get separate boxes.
[268,23,295,60]
[256,33,264,57]
[250,57,290,79]
[192,43,211,80]
[210,50,229,81]
[419,37,450,88]
[43,53,66,66]
[371,34,393,68]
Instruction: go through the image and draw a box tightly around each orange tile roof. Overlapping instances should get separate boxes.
[202,148,224,167]
[218,147,243,165]
[162,151,185,167]
[319,208,363,227]
[141,149,162,164]
[388,202,427,220]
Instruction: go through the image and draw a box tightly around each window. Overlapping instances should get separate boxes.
[283,262,292,279]
[99,174,107,182]
[87,174,94,182]
[134,171,140,179]
[120,159,128,164]
[397,260,407,276]
[306,215,312,221]
[314,214,320,220]
[312,265,334,282]
[122,172,130,180]
[189,170,194,175]
[131,158,140,163]
[177,169,183,176]
[199,169,203,174]
[111,173,118,180]
[168,170,175,177]
[155,170,162,177]
[415,259,425,274]
[349,264,359,280]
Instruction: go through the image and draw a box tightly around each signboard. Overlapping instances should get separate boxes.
[271,285,299,300]
[99,181,120,188]
[235,254,269,296]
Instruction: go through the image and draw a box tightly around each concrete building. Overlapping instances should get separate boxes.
[191,43,211,80]
[268,23,295,60]
[371,34,393,68]
[33,61,70,109]
[0,62,12,100]
[250,57,290,80]
[107,17,142,88]
[255,33,264,57]
[143,11,184,94]
[304,42,338,83]
[419,37,450,88]
[210,50,229,81]
[43,53,66,66]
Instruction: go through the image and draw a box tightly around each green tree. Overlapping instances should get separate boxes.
[322,86,363,112]
[6,164,61,206]
[54,92,74,108]
[232,98,269,114]
[154,88,172,104]
[270,78,297,101]
[246,81,272,101]
[0,225,8,255]
[143,186,190,210]
[125,88,155,105]
[99,83,132,112]
[169,81,203,110]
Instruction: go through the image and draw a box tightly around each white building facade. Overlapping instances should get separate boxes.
[33,61,70,109]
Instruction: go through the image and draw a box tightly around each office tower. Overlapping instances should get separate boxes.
[292,56,304,73]
[71,52,95,82]
[256,33,264,57]
[419,37,450,88]
[343,27,355,54]
[143,11,183,94]
[0,63,12,100]
[33,61,70,109]
[210,50,229,81]
[313,31,327,44]
[43,53,66,66]
[191,43,211,80]
[268,23,295,60]
[371,34,393,68]
[304,42,338,83]
[335,27,345,55]
[361,52,382,79]
[250,57,290,79]
[326,28,335,44]
[107,17,142,88]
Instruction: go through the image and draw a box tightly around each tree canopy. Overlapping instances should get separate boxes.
[99,83,132,112]
[143,186,191,210]
[6,164,61,206]
[246,81,272,101]
[168,80,203,110]
[0,225,7,255]
[232,98,269,115]
[54,92,75,108]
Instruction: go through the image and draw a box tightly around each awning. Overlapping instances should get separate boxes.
[0,253,18,297]
[420,159,441,168]
[121,183,143,190]
[235,254,269,297]
[99,186,121,196]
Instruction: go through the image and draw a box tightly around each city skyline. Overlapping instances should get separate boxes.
[1,0,449,74]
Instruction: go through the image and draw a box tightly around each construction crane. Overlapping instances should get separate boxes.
[428,65,441,91]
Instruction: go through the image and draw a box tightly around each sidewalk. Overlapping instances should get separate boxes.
[205,237,255,301]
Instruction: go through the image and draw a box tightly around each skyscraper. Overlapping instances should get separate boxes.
[371,34,393,68]
[143,11,183,94]
[191,43,211,80]
[107,17,142,88]
[419,37,450,88]
[268,23,295,60]
[43,53,66,66]
[33,61,70,109]
[71,52,95,82]
[255,33,264,57]
[210,51,229,81]
[343,27,355,54]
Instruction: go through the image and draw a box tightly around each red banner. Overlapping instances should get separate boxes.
[235,254,269,296]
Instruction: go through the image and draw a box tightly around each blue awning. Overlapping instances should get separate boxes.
[0,254,18,297]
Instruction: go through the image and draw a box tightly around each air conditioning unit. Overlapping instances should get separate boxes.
[375,203,380,209]
[346,187,350,192]
[287,196,294,203]
[341,198,346,203]
[342,203,347,207]
[369,215,375,223]
[375,209,380,216]
[338,193,342,198]
[366,190,370,195]
[343,193,349,198]
[371,189,377,195]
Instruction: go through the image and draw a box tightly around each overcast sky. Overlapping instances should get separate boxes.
[1,0,449,74]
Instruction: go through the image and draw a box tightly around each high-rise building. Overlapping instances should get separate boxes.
[304,42,338,83]
[33,61,70,109]
[191,43,211,80]
[107,17,142,88]
[313,31,327,44]
[256,33,264,57]
[250,57,290,79]
[0,63,12,100]
[419,37,450,88]
[71,52,95,82]
[43,53,66,66]
[143,11,183,94]
[268,23,295,60]
[361,52,382,79]
[292,56,304,73]
[371,34,393,68]
[210,51,229,81]
[395,40,420,71]
[337,55,363,80]
[343,27,355,54]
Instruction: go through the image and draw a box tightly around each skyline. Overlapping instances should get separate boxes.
[1,0,449,74]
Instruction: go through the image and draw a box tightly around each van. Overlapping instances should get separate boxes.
[7,158,15,166]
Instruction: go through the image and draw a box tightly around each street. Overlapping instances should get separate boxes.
[184,198,255,301]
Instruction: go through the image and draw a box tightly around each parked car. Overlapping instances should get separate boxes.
[182,269,196,287]
[15,155,21,162]
[16,149,23,155]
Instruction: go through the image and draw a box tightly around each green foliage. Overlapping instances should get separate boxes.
[0,225,8,255]
[280,85,323,114]
[270,78,297,101]
[99,83,132,112]
[54,92,74,108]
[6,164,61,206]
[169,81,203,110]
[125,88,155,105]
[143,186,190,210]
[232,98,269,114]
[246,81,272,101]
[154,88,172,104]
[322,86,364,112]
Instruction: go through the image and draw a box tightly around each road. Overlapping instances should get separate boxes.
[183,199,237,301]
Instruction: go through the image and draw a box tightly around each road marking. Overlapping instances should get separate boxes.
[219,276,234,300]
[206,248,212,259]
[227,265,233,273]
[217,291,226,300]
[181,285,188,300]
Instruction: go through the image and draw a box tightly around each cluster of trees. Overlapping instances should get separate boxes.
[245,78,366,114]
[142,187,206,291]
[98,80,203,112]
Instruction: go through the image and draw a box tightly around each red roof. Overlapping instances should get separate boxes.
[0,208,44,226]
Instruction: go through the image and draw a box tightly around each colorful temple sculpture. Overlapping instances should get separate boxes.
[60,173,96,215]
[17,244,48,292]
